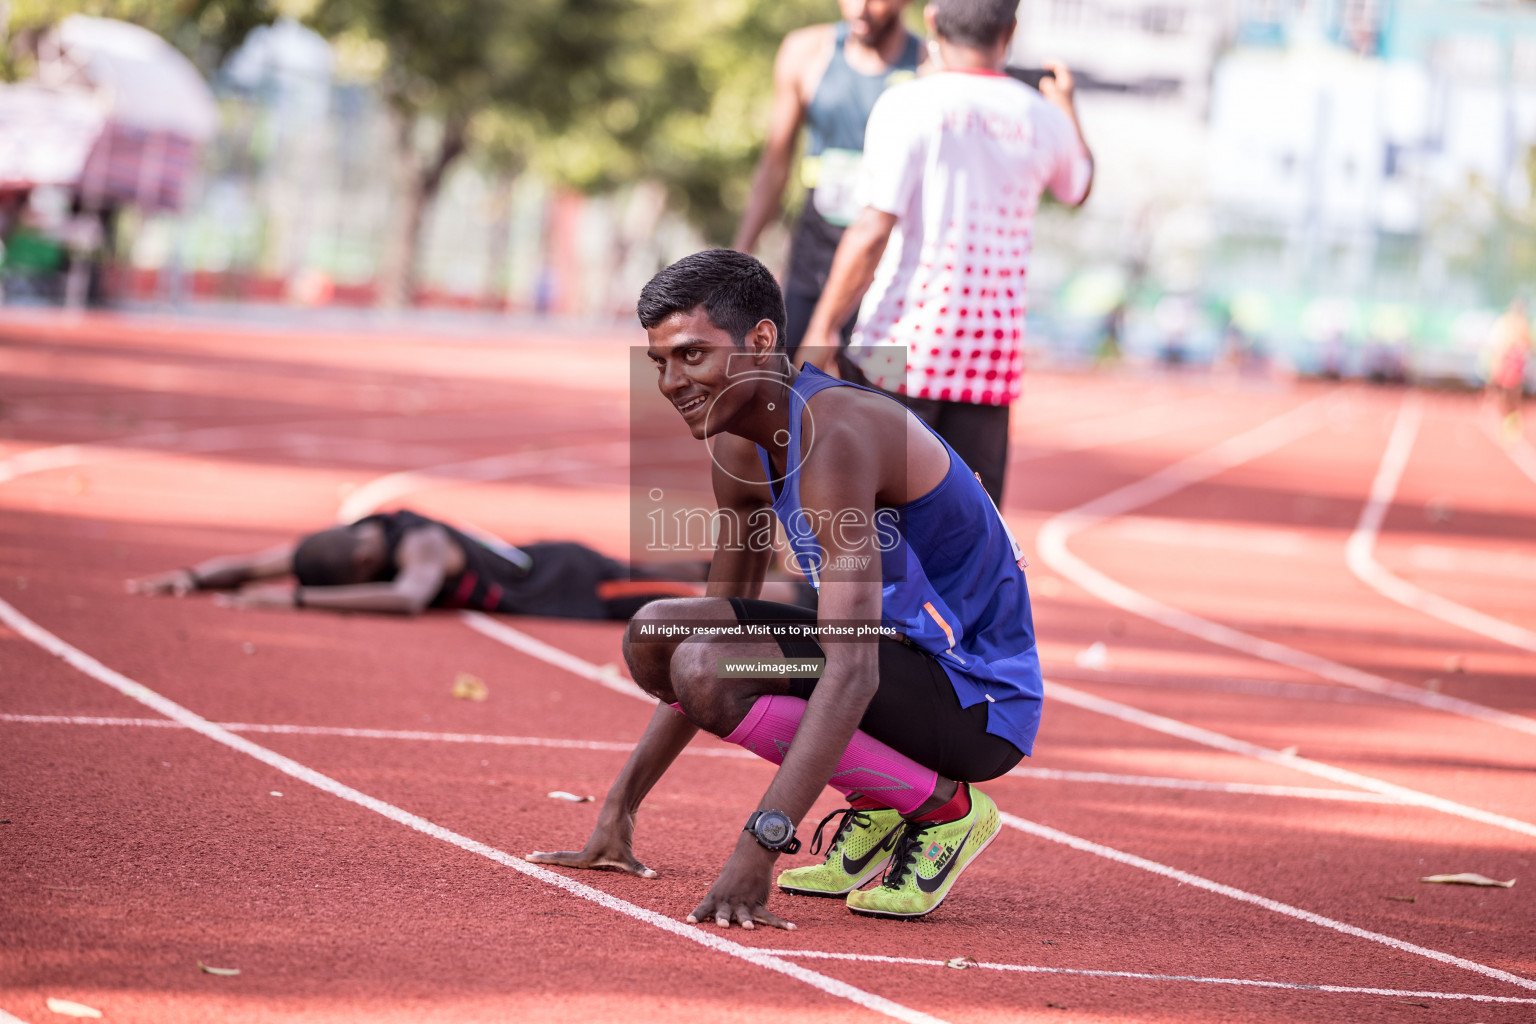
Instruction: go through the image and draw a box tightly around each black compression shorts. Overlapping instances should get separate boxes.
[727,597,1024,783]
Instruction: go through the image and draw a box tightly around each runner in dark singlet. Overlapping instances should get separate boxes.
[732,1,922,360]
[128,509,717,619]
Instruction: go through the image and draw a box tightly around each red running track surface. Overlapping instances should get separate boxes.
[1,313,1534,1023]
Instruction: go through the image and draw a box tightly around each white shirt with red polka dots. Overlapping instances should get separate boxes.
[848,69,1092,406]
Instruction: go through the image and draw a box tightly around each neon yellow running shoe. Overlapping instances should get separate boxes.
[845,786,1000,919]
[776,805,905,898]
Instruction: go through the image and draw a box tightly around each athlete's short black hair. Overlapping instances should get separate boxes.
[292,526,359,587]
[932,0,1018,48]
[637,249,786,349]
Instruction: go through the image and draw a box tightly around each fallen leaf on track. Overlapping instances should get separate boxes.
[198,961,241,976]
[944,957,977,969]
[1384,895,1416,903]
[451,672,488,701]
[45,998,103,1018]
[1419,873,1514,887]
[547,791,594,803]
[1277,745,1300,757]
[1047,1002,1069,1009]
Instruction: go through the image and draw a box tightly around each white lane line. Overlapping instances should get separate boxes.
[1045,680,1536,838]
[336,442,629,523]
[1035,395,1536,737]
[1007,766,1401,804]
[0,597,944,1024]
[1485,423,1536,486]
[774,950,1536,1005]
[0,713,754,759]
[458,586,1536,837]
[0,715,1412,801]
[999,812,1536,992]
[1346,395,1536,654]
[444,606,1536,981]
[460,611,653,702]
[0,1009,31,1024]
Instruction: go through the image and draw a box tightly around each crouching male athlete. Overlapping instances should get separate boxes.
[529,249,1041,927]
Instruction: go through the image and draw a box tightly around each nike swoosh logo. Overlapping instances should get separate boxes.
[842,827,901,876]
[915,821,977,894]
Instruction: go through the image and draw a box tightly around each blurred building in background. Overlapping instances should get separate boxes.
[1014,0,1536,382]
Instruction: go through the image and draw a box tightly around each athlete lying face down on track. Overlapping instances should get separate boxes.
[128,509,723,620]
[527,248,1043,927]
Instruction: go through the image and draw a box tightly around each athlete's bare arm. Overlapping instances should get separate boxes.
[731,25,834,254]
[129,544,296,596]
[683,400,895,927]
[217,524,460,614]
[797,207,898,370]
[1038,60,1094,204]
[525,441,778,879]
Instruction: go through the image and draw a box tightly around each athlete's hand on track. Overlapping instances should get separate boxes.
[686,837,795,931]
[217,584,297,610]
[527,809,659,878]
[127,569,197,596]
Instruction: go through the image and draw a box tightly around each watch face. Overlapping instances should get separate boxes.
[758,812,791,846]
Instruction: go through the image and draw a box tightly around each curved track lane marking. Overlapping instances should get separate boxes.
[1346,394,1536,653]
[1035,395,1536,736]
[774,950,1536,1005]
[0,597,945,1024]
[0,714,1408,803]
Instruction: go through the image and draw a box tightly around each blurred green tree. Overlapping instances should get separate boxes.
[489,0,830,245]
[302,0,637,304]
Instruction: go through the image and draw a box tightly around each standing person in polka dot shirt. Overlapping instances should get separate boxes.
[798,0,1093,505]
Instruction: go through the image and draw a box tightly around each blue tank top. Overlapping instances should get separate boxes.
[755,366,1044,754]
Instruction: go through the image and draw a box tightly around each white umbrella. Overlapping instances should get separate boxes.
[51,16,218,141]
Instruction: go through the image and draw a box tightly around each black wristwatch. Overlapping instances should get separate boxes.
[744,809,801,854]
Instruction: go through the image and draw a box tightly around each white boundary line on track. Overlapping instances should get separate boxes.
[1485,424,1536,486]
[1006,766,1400,803]
[460,611,652,701]
[438,603,1536,992]
[0,1009,30,1024]
[1034,394,1536,737]
[1044,680,1536,837]
[999,811,1536,992]
[773,950,1536,1005]
[1346,394,1536,654]
[0,597,946,1024]
[0,714,1412,803]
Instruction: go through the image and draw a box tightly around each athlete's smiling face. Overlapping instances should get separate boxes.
[646,307,777,441]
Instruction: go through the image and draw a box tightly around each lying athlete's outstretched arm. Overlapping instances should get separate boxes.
[221,524,451,613]
[128,544,295,596]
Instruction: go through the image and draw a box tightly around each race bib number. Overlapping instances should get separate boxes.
[810,147,863,227]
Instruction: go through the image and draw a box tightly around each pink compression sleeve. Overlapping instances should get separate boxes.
[721,694,938,815]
